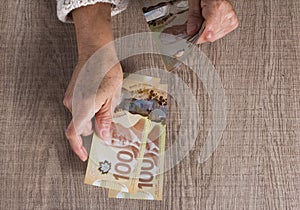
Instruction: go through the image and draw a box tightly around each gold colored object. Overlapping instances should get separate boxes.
[84,74,168,200]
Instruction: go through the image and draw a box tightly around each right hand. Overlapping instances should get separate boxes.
[187,0,238,44]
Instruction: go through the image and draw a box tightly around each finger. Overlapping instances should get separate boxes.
[95,98,113,140]
[197,17,238,44]
[197,25,214,44]
[71,93,100,139]
[81,120,93,136]
[65,121,88,161]
[196,12,222,44]
[187,0,204,35]
[207,23,238,43]
[63,95,72,113]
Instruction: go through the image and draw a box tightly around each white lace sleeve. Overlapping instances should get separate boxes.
[57,0,129,23]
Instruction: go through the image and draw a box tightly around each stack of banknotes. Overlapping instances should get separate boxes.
[84,74,168,200]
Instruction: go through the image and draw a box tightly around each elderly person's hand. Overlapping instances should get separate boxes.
[63,3,122,162]
[187,0,238,44]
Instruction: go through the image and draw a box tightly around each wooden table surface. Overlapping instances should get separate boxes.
[0,0,299,209]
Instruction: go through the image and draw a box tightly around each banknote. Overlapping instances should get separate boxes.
[108,123,166,200]
[84,112,150,193]
[139,0,205,71]
[84,74,168,195]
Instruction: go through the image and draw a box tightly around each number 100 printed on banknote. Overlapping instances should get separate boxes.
[108,123,166,200]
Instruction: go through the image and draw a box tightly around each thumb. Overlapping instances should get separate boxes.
[187,1,203,35]
[95,98,113,140]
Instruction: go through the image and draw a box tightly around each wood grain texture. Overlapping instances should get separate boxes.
[0,0,299,209]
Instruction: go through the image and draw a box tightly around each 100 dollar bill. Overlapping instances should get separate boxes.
[85,74,168,195]
[108,123,166,200]
[84,112,149,193]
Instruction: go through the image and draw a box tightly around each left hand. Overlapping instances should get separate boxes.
[187,0,239,44]
[63,3,123,162]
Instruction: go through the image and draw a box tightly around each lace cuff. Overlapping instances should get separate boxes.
[57,0,129,23]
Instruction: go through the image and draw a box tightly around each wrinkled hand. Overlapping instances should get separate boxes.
[63,3,122,162]
[187,0,238,44]
[63,58,123,162]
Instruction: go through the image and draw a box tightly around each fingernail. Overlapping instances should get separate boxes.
[206,31,213,39]
[80,147,88,161]
[81,156,87,162]
[101,128,110,139]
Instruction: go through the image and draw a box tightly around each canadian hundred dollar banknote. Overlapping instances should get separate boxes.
[84,74,167,199]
